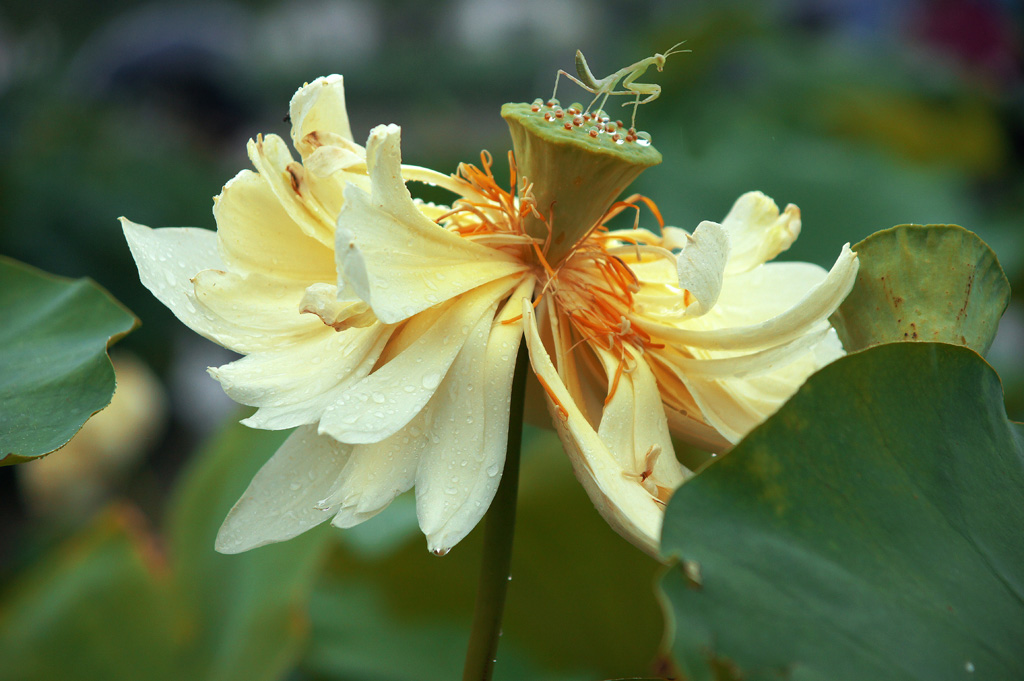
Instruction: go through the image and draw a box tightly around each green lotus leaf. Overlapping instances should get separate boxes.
[660,343,1024,681]
[830,224,1010,354]
[0,257,138,465]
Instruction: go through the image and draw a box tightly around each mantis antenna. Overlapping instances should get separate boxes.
[551,42,689,130]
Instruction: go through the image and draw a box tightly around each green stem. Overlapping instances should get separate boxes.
[462,342,530,681]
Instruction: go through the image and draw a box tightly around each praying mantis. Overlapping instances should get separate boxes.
[552,42,689,129]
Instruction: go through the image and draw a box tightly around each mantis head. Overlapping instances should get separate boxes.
[656,41,690,70]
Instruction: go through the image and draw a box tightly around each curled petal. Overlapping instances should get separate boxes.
[594,346,688,493]
[676,221,730,318]
[720,191,801,274]
[299,282,377,330]
[289,74,356,154]
[122,219,294,354]
[246,135,338,247]
[675,330,845,443]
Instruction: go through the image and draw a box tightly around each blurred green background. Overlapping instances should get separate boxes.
[1,1,1022,679]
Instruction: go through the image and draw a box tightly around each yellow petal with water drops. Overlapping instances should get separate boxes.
[289,74,356,155]
[319,276,518,445]
[335,124,528,324]
[523,302,663,556]
[246,134,338,247]
[675,220,730,318]
[417,277,536,554]
[213,167,336,281]
[210,324,391,431]
[192,268,326,340]
[323,426,424,530]
[122,219,286,354]
[215,425,353,554]
[719,191,801,275]
[637,244,858,352]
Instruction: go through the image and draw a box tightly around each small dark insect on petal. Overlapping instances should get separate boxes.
[283,112,291,123]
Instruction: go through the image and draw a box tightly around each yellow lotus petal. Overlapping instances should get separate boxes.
[707,260,831,327]
[318,276,519,444]
[215,425,352,554]
[192,268,326,340]
[720,191,801,274]
[637,244,858,351]
[324,429,422,529]
[210,324,391,431]
[246,134,337,247]
[417,277,535,554]
[593,346,688,491]
[289,74,355,154]
[213,167,336,281]
[335,124,528,324]
[122,218,289,354]
[677,330,844,443]
[523,301,663,556]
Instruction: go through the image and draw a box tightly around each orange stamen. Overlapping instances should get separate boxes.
[535,373,569,421]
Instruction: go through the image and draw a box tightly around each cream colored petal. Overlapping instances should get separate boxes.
[658,326,833,379]
[416,277,535,553]
[674,330,844,444]
[335,124,527,324]
[523,302,663,557]
[210,324,391,430]
[289,74,355,154]
[636,244,858,351]
[594,347,687,491]
[675,220,730,318]
[318,276,518,444]
[643,354,732,451]
[215,425,352,554]
[721,191,801,274]
[708,260,829,327]
[325,431,422,530]
[246,134,337,247]
[122,218,283,354]
[192,268,326,340]
[213,167,336,280]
